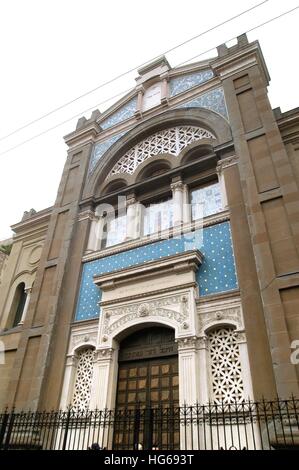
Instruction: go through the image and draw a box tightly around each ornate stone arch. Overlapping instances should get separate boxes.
[101,316,180,348]
[85,107,232,198]
[70,340,96,357]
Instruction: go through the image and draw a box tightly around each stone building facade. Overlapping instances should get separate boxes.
[0,34,299,425]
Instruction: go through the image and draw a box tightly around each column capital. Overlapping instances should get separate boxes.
[66,354,78,367]
[24,286,32,295]
[171,180,186,192]
[136,84,145,94]
[235,329,247,344]
[94,348,115,362]
[216,155,238,174]
[176,336,198,350]
[197,335,209,349]
[126,195,137,206]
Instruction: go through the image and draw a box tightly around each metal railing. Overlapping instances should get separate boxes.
[0,398,298,450]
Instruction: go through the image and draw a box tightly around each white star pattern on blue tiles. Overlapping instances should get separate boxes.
[169,70,214,97]
[75,221,238,321]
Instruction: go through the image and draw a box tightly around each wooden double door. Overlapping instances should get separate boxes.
[113,327,180,450]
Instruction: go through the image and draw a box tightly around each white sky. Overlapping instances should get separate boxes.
[0,0,298,240]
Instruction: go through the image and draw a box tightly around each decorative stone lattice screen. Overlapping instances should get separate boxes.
[107,126,215,178]
[72,348,95,411]
[208,327,244,404]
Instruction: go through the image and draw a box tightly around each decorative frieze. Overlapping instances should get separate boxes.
[102,293,190,338]
[70,331,97,352]
[198,303,243,335]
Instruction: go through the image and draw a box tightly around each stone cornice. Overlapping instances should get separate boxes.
[11,207,52,236]
[211,41,270,86]
[94,249,202,290]
[99,282,196,307]
[196,288,240,304]
[216,155,238,173]
[64,122,100,148]
[169,59,214,77]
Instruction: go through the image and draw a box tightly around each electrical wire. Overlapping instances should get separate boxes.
[0,3,298,158]
[0,1,269,143]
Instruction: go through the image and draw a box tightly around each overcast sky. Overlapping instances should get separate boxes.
[0,0,298,240]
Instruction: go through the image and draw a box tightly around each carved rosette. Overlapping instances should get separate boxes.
[71,332,97,351]
[138,303,150,317]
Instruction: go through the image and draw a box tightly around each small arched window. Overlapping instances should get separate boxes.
[72,347,95,411]
[11,282,27,327]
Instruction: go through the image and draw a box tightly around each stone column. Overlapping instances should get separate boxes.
[160,73,169,105]
[197,335,209,404]
[94,215,106,251]
[236,330,254,399]
[18,286,32,325]
[236,330,262,449]
[90,348,118,409]
[89,347,118,449]
[126,195,140,240]
[135,85,144,119]
[59,354,78,409]
[177,336,200,450]
[182,184,191,224]
[171,179,186,227]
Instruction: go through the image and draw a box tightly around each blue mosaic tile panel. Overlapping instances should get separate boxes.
[177,87,228,120]
[89,130,126,175]
[75,221,238,321]
[100,96,137,130]
[169,70,214,97]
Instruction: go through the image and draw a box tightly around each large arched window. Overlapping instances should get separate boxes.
[10,282,27,327]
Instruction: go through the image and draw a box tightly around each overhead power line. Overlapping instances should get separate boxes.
[0,3,298,159]
[0,1,269,143]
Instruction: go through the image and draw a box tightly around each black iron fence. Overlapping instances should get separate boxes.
[1,398,299,450]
